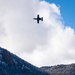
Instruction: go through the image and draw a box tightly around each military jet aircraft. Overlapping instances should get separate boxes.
[33,14,43,23]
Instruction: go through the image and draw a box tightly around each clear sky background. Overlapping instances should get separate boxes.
[0,0,75,67]
[46,0,75,29]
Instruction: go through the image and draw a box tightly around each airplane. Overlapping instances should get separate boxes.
[33,14,43,23]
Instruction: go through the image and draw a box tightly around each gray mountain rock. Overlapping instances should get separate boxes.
[0,47,50,75]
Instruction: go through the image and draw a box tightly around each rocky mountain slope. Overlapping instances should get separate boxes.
[0,47,50,75]
[1,47,75,75]
[41,64,75,75]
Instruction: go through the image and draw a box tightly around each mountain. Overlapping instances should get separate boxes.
[1,47,75,75]
[41,64,75,75]
[0,47,50,75]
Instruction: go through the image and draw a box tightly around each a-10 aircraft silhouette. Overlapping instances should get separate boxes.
[33,14,43,23]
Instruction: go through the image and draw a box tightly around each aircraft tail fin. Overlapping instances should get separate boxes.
[41,17,43,21]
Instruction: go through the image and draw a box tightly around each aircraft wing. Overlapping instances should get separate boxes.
[37,19,39,23]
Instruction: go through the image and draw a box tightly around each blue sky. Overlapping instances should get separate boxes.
[46,0,75,29]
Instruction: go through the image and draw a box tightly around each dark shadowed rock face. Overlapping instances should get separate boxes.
[2,47,75,75]
[0,47,50,75]
[41,64,75,75]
